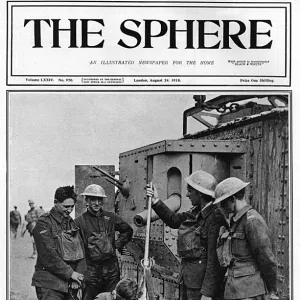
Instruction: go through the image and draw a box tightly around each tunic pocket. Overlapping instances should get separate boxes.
[232,232,248,254]
[233,265,256,277]
[178,226,203,258]
[199,226,208,239]
[233,232,245,239]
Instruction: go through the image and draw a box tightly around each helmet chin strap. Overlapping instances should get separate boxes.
[232,198,237,213]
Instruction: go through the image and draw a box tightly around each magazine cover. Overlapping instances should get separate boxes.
[2,1,299,300]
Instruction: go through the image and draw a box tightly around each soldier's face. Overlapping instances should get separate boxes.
[86,196,103,213]
[186,186,202,206]
[55,198,75,217]
[221,197,235,214]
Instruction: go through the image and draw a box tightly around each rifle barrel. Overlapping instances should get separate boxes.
[93,166,121,185]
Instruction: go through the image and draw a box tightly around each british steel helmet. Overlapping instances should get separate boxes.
[184,171,217,197]
[214,177,250,204]
[28,199,35,204]
[80,184,107,198]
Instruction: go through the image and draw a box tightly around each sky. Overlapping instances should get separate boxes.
[8,92,211,216]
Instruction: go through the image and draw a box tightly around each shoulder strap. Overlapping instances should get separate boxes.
[79,213,85,227]
[230,206,252,233]
[195,217,206,231]
[47,213,60,236]
[98,211,111,233]
[195,205,214,231]
[229,216,243,235]
[99,211,116,233]
[79,214,88,241]
[230,220,239,233]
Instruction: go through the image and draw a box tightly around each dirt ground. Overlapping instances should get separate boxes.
[10,229,37,300]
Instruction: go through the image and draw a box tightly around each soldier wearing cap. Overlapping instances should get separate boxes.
[10,206,22,238]
[75,184,133,300]
[147,171,226,300]
[23,199,40,258]
[214,177,278,300]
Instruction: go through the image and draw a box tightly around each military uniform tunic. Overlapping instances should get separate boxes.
[25,207,39,235]
[75,209,133,300]
[10,209,21,234]
[218,205,277,300]
[152,200,224,298]
[31,207,86,293]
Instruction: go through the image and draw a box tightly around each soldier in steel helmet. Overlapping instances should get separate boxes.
[31,186,86,300]
[75,184,133,300]
[147,171,226,300]
[214,177,278,300]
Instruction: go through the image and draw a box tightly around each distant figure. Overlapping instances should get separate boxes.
[36,206,46,218]
[22,199,39,258]
[10,206,21,238]
[95,278,138,300]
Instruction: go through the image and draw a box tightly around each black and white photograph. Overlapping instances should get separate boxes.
[8,92,290,300]
[3,0,299,299]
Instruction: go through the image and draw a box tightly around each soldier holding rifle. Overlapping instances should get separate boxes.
[147,171,226,300]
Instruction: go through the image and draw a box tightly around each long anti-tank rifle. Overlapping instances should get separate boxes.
[92,166,130,198]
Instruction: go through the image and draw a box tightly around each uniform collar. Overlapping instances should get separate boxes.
[50,206,70,224]
[87,208,104,217]
[202,201,212,211]
[232,204,252,223]
[192,202,214,219]
[201,202,214,219]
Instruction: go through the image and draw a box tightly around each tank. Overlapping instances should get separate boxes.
[75,94,289,300]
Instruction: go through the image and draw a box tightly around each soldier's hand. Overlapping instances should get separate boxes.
[70,281,80,289]
[146,184,159,205]
[146,184,154,198]
[269,292,279,300]
[71,271,84,285]
[200,296,212,300]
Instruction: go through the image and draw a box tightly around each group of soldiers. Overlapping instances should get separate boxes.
[10,200,45,258]
[26,170,279,300]
[31,185,133,300]
[147,172,278,300]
